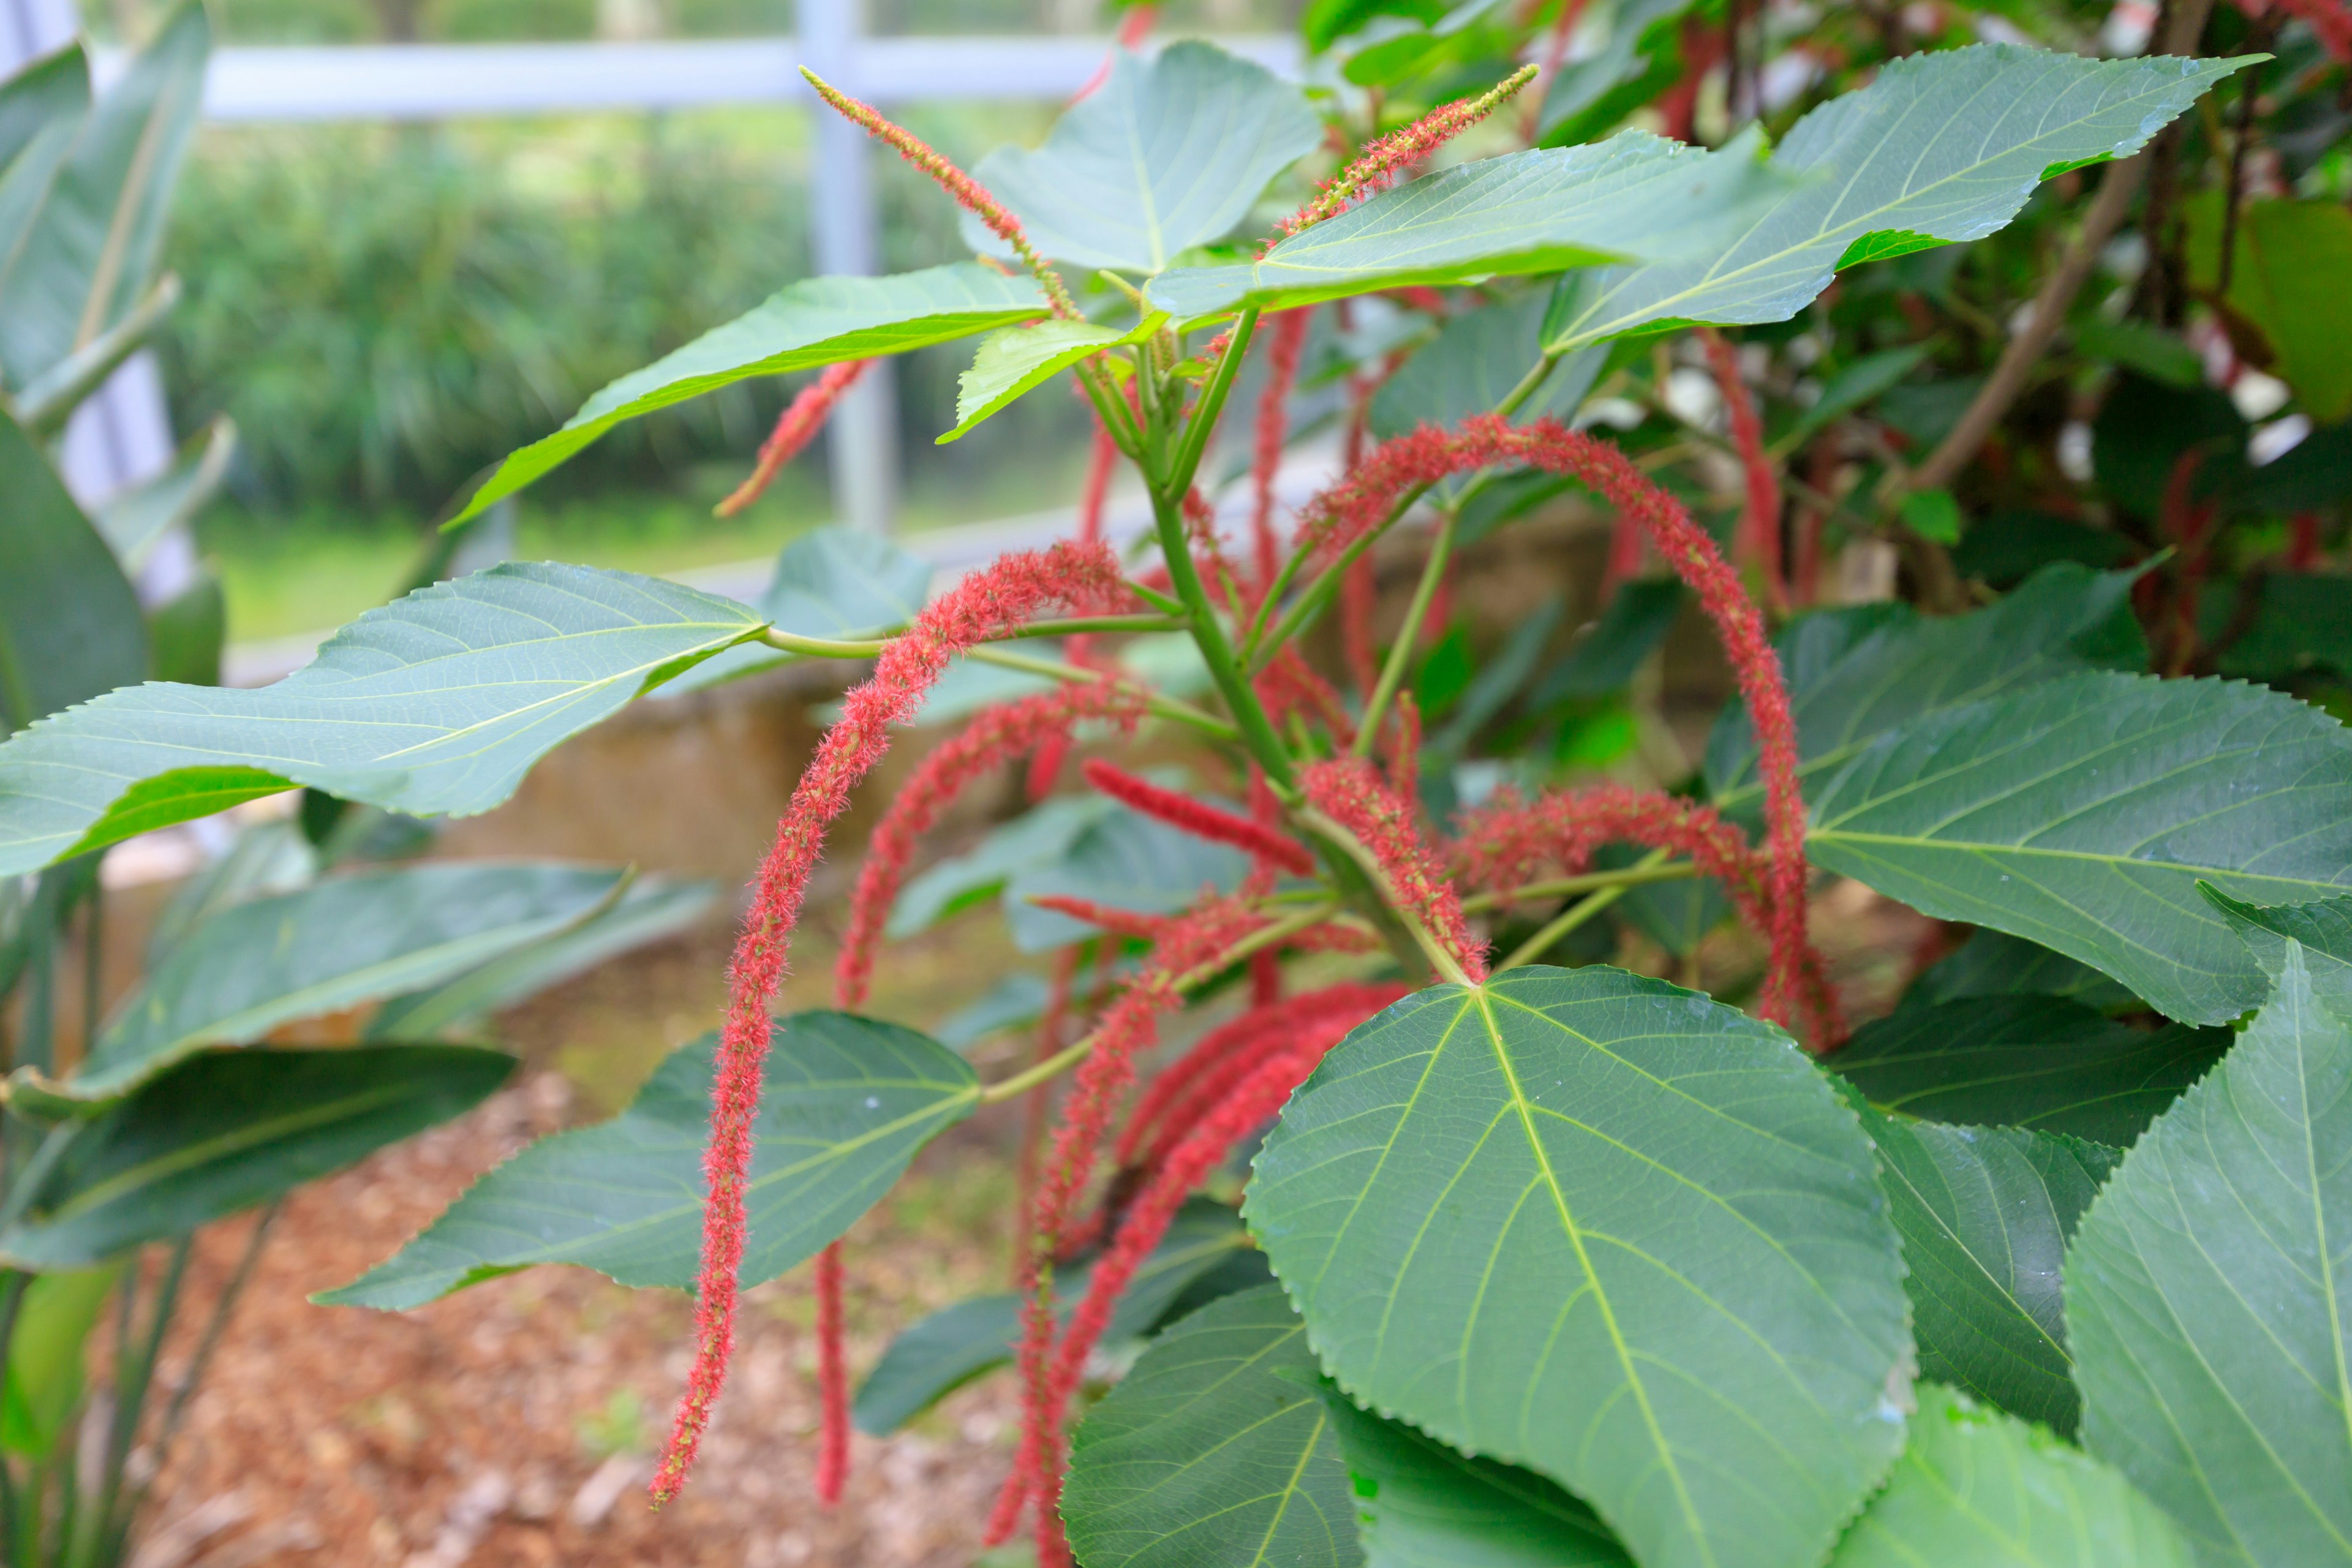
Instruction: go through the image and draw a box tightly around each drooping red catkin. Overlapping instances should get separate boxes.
[1279,64,1539,236]
[1341,555,1381,698]
[1385,690,1422,805]
[835,681,1147,1012]
[715,359,870,518]
[1080,760,1314,875]
[1071,2,1156,98]
[1026,432,1126,800]
[1700,328,1784,610]
[1294,414,1809,1026]
[1025,894,1172,942]
[802,72,1080,321]
[1256,645,1356,747]
[1457,783,1842,1044]
[1250,308,1315,591]
[1303,756,1486,982]
[813,1242,850,1499]
[652,540,1128,1507]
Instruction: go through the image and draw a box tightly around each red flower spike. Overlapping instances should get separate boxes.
[1026,894,1172,941]
[1279,65,1539,236]
[801,72,1081,321]
[1303,756,1486,982]
[1250,309,1315,591]
[1385,690,1422,805]
[835,682,1147,1012]
[1342,554,1380,699]
[717,360,869,519]
[1700,328,1784,610]
[2266,0,2352,61]
[1256,646,1355,747]
[1080,760,1315,875]
[1292,415,1809,1032]
[651,540,1129,1507]
[813,1241,850,1501]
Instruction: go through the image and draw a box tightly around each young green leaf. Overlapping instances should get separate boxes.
[1828,1384,2193,1567]
[0,1045,513,1269]
[0,563,768,875]
[1836,997,2228,1146]
[1708,562,2145,816]
[23,863,626,1107]
[1315,1387,1633,1568]
[963,42,1321,274]
[1856,1106,2117,1434]
[451,263,1048,520]
[1147,129,1792,319]
[319,1014,976,1308]
[1245,967,1911,1568]
[851,1200,1256,1436]
[1805,673,2352,1026]
[2066,940,2352,1566]
[1062,1284,1360,1568]
[942,316,1158,443]
[1544,45,2252,352]
[0,407,146,733]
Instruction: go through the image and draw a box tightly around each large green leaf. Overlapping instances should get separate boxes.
[0,1,206,392]
[2215,573,2352,683]
[2066,940,2352,1567]
[0,1264,117,1460]
[1805,673,2352,1026]
[2204,884,2352,1011]
[319,1014,976,1307]
[942,316,1157,443]
[1828,1384,2193,1567]
[0,406,145,734]
[453,263,1047,521]
[1858,1105,2116,1434]
[0,562,767,875]
[1246,967,1911,1568]
[365,875,716,1040]
[28,863,626,1106]
[1544,45,2249,352]
[1708,562,2145,815]
[1835,997,2229,1146]
[1316,1388,1632,1568]
[2185,194,2352,425]
[0,1045,511,1270]
[0,44,88,183]
[1904,929,2141,1016]
[1063,1284,1360,1568]
[851,1200,1256,1436]
[1146,129,1791,319]
[966,42,1321,274]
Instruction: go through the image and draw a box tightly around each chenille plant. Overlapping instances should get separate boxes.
[4,12,2349,1568]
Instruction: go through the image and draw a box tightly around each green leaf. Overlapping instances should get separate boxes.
[146,819,316,966]
[91,415,235,572]
[1803,673,2352,1025]
[1063,1284,1360,1568]
[1369,290,1605,445]
[2201,884,2352,1012]
[0,1264,118,1459]
[0,562,767,875]
[1836,997,2228,1146]
[319,1014,977,1307]
[366,875,717,1040]
[2071,318,2202,391]
[0,405,145,733]
[2214,572,2352,683]
[1006,800,1250,952]
[1536,0,1696,145]
[1147,129,1792,320]
[943,316,1157,444]
[1774,344,1931,453]
[1599,843,1727,957]
[2186,194,2352,425]
[663,524,934,693]
[0,1,206,393]
[1708,562,2145,815]
[965,42,1321,274]
[29,862,625,1106]
[146,564,225,688]
[1899,488,1963,546]
[1827,1384,2194,1567]
[1245,967,1911,1568]
[1904,929,2141,1016]
[2066,940,2352,1567]
[1544,46,2249,352]
[851,1200,1254,1436]
[0,1045,511,1270]
[1530,581,1684,707]
[890,792,1117,938]
[0,43,88,185]
[1857,1105,2116,1433]
[1316,1388,1633,1568]
[453,263,1047,521]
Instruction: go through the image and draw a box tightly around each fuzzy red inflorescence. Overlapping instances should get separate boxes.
[835,681,1147,1013]
[717,360,870,518]
[1280,64,1539,236]
[1700,328,1784,610]
[1249,308,1316,590]
[1025,894,1172,942]
[1303,756,1487,982]
[1080,760,1315,875]
[813,1242,850,1499]
[650,540,1131,1507]
[1256,645,1357,747]
[1297,414,1811,1027]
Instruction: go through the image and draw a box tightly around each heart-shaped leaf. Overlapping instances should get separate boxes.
[1246,967,1910,1568]
[320,1013,977,1308]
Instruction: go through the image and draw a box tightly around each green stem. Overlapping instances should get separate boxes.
[1169,307,1259,497]
[0,1272,26,1555]
[758,613,1186,660]
[1295,807,1472,986]
[1496,848,1673,971]
[1352,506,1455,757]
[1145,486,1298,790]
[1460,858,1698,913]
[961,646,1238,741]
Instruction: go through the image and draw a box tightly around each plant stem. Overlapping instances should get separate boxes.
[960,646,1238,739]
[1460,858,1700,912]
[1295,807,1474,986]
[975,903,1342,1105]
[1169,309,1259,496]
[0,1272,26,1553]
[1145,487,1298,790]
[757,614,1186,660]
[1353,507,1455,756]
[1496,848,1673,970]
